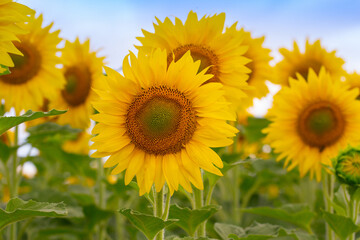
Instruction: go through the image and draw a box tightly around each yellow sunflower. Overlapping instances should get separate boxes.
[91,49,237,195]
[274,40,345,86]
[263,68,360,181]
[0,0,34,68]
[239,29,272,107]
[50,38,105,129]
[0,14,64,113]
[136,11,250,109]
[62,131,90,155]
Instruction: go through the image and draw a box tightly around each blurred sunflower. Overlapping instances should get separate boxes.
[62,131,90,155]
[136,11,250,109]
[0,14,64,113]
[91,49,237,195]
[50,38,105,129]
[274,40,345,86]
[263,69,360,181]
[334,146,360,187]
[0,0,34,68]
[240,29,272,107]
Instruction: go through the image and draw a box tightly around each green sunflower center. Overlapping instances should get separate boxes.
[291,59,323,80]
[0,41,42,85]
[297,101,345,150]
[168,44,219,83]
[61,66,92,107]
[126,86,197,155]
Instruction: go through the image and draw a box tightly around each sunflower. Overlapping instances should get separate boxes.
[274,40,345,86]
[91,49,237,195]
[62,131,90,155]
[50,38,105,129]
[239,29,272,107]
[334,146,360,187]
[0,0,34,68]
[136,11,250,109]
[263,68,360,181]
[0,14,64,113]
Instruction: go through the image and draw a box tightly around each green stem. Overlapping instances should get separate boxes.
[97,158,105,240]
[322,172,334,240]
[154,187,164,240]
[193,187,205,237]
[205,185,215,206]
[9,125,19,240]
[162,188,171,220]
[238,179,262,225]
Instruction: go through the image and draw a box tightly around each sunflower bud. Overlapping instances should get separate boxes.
[334,146,360,187]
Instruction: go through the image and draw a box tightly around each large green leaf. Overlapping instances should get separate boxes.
[242,204,315,232]
[120,208,177,240]
[0,109,67,135]
[0,198,67,230]
[322,211,360,240]
[27,122,81,145]
[215,222,316,240]
[168,204,220,236]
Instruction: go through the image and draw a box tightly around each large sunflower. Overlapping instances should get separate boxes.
[0,0,34,68]
[136,11,250,109]
[239,29,272,107]
[274,40,345,86]
[263,69,360,181]
[50,38,105,129]
[0,14,64,113]
[91,49,237,195]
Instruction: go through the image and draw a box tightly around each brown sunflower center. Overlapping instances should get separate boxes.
[0,41,42,85]
[61,66,92,107]
[297,101,345,150]
[291,59,323,80]
[168,44,219,83]
[126,86,197,155]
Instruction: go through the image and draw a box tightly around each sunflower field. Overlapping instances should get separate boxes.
[1,1,360,240]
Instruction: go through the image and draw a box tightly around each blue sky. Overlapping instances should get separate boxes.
[20,0,360,71]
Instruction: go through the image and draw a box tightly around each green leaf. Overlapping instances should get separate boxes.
[120,208,177,240]
[0,198,67,230]
[215,222,316,240]
[168,204,220,236]
[0,104,5,116]
[322,211,360,240]
[243,117,270,143]
[27,122,81,145]
[0,109,67,135]
[242,204,315,232]
[0,65,10,76]
[0,141,13,163]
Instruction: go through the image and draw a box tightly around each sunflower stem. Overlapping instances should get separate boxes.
[97,158,106,240]
[162,187,171,220]
[322,172,335,240]
[193,187,206,237]
[9,124,19,240]
[154,186,165,240]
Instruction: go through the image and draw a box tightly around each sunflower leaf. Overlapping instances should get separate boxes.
[322,211,360,240]
[0,198,67,230]
[241,204,315,232]
[119,208,177,240]
[0,109,67,135]
[215,222,316,240]
[168,204,220,236]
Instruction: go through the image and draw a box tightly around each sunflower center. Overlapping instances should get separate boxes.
[297,101,345,150]
[126,86,197,155]
[168,44,219,83]
[0,41,42,85]
[61,66,92,107]
[291,59,323,79]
